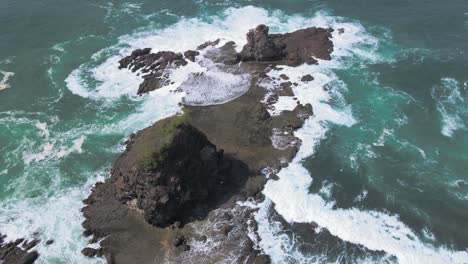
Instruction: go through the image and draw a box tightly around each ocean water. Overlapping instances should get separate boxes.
[0,1,467,263]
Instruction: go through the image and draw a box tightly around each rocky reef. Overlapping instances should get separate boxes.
[117,24,333,95]
[0,234,40,264]
[118,49,194,95]
[81,24,335,264]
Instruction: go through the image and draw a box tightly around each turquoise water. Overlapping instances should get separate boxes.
[0,1,467,263]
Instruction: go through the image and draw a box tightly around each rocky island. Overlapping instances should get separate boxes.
[79,25,334,264]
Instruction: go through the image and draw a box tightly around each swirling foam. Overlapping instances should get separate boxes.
[431,77,467,137]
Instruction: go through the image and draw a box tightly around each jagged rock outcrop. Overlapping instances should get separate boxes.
[117,24,334,96]
[238,24,334,65]
[238,24,285,62]
[116,122,231,226]
[0,234,39,264]
[118,49,197,95]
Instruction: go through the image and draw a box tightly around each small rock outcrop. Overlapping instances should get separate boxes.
[301,74,314,82]
[118,49,192,95]
[0,234,39,264]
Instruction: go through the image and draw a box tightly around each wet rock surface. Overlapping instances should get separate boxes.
[82,247,102,258]
[238,24,334,65]
[0,234,39,264]
[117,24,333,96]
[82,24,337,264]
[118,49,190,95]
[301,74,314,82]
[115,122,243,227]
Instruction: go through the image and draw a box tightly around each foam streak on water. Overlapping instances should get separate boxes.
[431,77,467,137]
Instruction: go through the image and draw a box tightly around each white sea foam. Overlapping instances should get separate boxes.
[1,9,274,263]
[252,11,468,264]
[0,70,14,91]
[268,96,298,116]
[3,5,466,264]
[0,171,107,264]
[67,6,353,105]
[65,6,280,106]
[179,70,251,106]
[431,77,467,137]
[22,122,86,164]
[0,90,182,263]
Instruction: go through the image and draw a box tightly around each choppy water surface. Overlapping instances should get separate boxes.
[0,0,467,263]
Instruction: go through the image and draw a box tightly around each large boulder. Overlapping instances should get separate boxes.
[238,24,334,66]
[237,24,285,62]
[114,119,231,227]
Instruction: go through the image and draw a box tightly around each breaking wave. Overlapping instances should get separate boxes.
[431,77,467,137]
[0,70,14,91]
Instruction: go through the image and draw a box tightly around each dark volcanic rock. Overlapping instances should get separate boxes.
[238,24,334,65]
[280,81,292,88]
[0,234,39,264]
[117,122,232,227]
[278,86,294,97]
[278,26,334,63]
[301,74,314,82]
[118,50,187,95]
[173,235,190,251]
[82,247,100,258]
[22,239,39,251]
[279,74,289,80]
[183,50,200,62]
[119,24,333,96]
[196,39,220,50]
[82,24,337,264]
[238,25,285,62]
